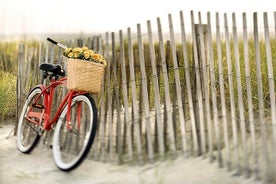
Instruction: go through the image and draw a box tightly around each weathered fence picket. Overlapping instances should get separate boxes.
[179,11,199,157]
[168,13,187,156]
[197,14,212,161]
[16,11,276,183]
[215,12,230,169]
[206,12,222,167]
[191,11,206,157]
[264,12,276,176]
[224,13,240,173]
[127,27,143,163]
[232,13,249,177]
[98,32,110,162]
[16,44,26,134]
[119,29,133,162]
[253,12,270,182]
[242,12,260,180]
[147,20,165,157]
[137,23,154,163]
[157,17,176,158]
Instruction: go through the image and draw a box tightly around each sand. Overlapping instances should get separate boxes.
[0,124,262,184]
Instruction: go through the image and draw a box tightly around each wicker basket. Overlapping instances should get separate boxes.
[67,59,106,93]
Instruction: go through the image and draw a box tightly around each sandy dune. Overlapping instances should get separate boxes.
[0,124,261,184]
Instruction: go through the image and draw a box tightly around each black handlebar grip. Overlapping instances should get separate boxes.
[47,37,58,45]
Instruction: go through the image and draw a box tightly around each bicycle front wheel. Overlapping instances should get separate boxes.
[17,87,43,153]
[52,94,97,171]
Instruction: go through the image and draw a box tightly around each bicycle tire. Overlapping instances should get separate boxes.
[17,87,43,153]
[52,94,97,171]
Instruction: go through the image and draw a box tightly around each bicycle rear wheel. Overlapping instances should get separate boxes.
[52,94,97,171]
[17,87,43,153]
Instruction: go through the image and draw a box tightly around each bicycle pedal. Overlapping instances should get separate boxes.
[32,103,44,109]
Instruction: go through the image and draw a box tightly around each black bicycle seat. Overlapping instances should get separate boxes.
[39,63,65,76]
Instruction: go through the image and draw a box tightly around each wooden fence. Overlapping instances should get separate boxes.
[17,11,276,183]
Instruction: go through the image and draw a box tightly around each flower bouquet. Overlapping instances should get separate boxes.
[63,47,107,94]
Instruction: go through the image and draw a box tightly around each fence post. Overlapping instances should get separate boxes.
[254,12,271,182]
[263,12,276,177]
[206,13,223,168]
[157,17,176,158]
[127,27,143,164]
[191,11,208,156]
[15,44,26,135]
[179,11,199,156]
[232,13,249,176]
[215,12,231,169]
[100,32,111,162]
[168,13,187,156]
[242,12,260,179]
[147,20,165,158]
[194,22,208,158]
[137,23,154,163]
[119,30,133,162]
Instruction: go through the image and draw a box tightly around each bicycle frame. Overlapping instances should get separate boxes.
[26,77,87,131]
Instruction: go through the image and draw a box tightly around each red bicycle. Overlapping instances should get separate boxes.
[16,38,98,171]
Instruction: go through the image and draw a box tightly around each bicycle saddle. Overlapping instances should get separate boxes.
[39,63,65,76]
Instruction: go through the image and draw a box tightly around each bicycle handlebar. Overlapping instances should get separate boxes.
[47,37,58,45]
[47,37,67,50]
